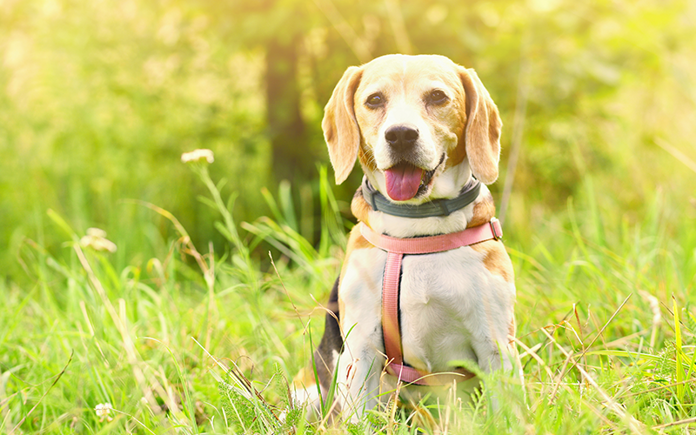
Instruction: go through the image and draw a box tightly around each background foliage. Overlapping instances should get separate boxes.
[2,0,694,277]
[1,0,696,432]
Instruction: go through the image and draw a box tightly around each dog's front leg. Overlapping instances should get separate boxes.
[334,327,383,423]
[470,316,519,412]
[333,244,387,422]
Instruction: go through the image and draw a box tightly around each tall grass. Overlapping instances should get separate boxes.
[2,153,695,433]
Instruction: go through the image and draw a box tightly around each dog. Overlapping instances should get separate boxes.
[293,54,519,422]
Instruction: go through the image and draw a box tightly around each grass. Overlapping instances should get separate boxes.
[2,0,695,432]
[1,154,696,434]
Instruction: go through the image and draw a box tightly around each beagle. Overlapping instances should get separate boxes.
[293,54,518,421]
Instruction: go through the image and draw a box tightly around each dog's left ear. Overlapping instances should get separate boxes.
[323,66,363,184]
[459,68,502,185]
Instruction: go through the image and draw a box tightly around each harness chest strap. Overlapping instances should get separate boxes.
[359,219,503,386]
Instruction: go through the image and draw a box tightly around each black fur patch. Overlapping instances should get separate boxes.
[314,277,343,393]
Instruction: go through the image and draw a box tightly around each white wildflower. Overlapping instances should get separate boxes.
[181,148,214,164]
[95,402,114,422]
[86,227,107,238]
[80,228,117,253]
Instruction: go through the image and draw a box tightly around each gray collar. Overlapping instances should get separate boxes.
[361,176,482,218]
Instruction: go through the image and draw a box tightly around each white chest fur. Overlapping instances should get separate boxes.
[399,247,515,372]
[340,244,516,374]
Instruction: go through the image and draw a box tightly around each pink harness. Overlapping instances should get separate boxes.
[359,219,503,385]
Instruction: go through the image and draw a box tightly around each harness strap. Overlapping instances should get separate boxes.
[382,252,403,368]
[360,220,503,386]
[360,219,503,255]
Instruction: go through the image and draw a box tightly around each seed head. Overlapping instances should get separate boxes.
[80,228,117,253]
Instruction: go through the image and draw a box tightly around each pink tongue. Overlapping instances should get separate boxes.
[384,163,424,201]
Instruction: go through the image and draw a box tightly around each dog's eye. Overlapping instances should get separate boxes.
[427,90,448,105]
[365,93,385,108]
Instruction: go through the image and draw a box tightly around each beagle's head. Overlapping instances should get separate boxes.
[323,54,502,203]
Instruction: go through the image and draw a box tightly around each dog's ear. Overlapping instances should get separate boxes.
[459,68,502,185]
[323,66,363,184]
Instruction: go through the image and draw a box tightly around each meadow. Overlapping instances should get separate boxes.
[2,0,696,433]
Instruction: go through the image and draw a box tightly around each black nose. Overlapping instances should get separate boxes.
[385,125,419,150]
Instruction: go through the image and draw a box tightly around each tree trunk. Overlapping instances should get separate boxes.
[265,37,309,184]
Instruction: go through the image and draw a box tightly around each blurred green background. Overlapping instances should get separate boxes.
[1,0,695,281]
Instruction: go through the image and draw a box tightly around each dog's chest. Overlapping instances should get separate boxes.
[341,245,515,372]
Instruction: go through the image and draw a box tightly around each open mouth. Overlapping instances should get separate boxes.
[384,155,444,201]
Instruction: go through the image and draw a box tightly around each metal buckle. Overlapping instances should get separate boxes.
[490,218,503,240]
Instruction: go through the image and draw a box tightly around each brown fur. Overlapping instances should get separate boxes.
[292,366,317,391]
[350,187,371,224]
[445,136,468,169]
[470,241,514,283]
[358,146,378,173]
[467,193,496,228]
[458,68,502,184]
[323,67,364,184]
[467,192,514,283]
[338,225,375,316]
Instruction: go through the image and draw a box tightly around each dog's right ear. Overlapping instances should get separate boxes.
[322,66,363,184]
[459,67,502,185]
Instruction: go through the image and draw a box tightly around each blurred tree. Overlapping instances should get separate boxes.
[266,35,309,183]
[202,0,324,184]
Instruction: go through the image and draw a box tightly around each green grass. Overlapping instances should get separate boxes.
[2,0,695,432]
[2,156,696,434]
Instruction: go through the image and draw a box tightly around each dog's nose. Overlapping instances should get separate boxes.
[385,125,419,150]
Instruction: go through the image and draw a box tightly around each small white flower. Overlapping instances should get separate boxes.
[181,149,214,164]
[80,228,117,253]
[86,227,107,238]
[95,402,114,422]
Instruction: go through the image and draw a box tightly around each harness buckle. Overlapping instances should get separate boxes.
[490,218,503,240]
[438,200,451,216]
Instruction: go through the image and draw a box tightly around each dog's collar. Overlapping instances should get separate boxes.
[361,176,482,218]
